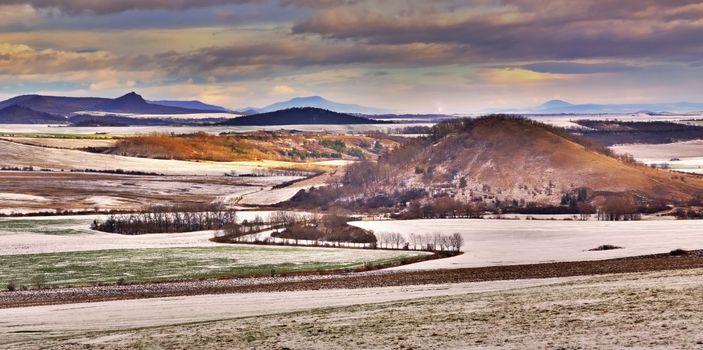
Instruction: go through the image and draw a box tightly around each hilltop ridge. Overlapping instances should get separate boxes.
[219,107,386,126]
[291,116,703,213]
[0,92,229,118]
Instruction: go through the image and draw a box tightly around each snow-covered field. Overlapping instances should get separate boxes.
[0,137,118,149]
[0,276,574,345]
[0,216,212,256]
[612,140,703,159]
[5,268,703,348]
[0,123,439,136]
[0,228,218,256]
[0,193,50,203]
[529,113,703,129]
[237,186,309,206]
[0,212,297,256]
[611,140,703,174]
[0,213,426,288]
[351,218,703,269]
[0,245,424,288]
[0,172,304,213]
[0,113,700,136]
[0,139,350,210]
[0,139,325,176]
[75,111,240,120]
[532,113,703,123]
[5,216,701,264]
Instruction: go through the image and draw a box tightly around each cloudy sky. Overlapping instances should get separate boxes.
[1,0,703,113]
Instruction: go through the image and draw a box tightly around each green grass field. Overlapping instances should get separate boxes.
[0,246,427,289]
[0,218,89,235]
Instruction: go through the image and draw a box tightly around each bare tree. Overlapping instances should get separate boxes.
[431,232,443,251]
[375,232,389,248]
[448,233,464,252]
[409,233,419,250]
[390,232,407,249]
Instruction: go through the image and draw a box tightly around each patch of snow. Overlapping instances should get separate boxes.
[0,193,49,202]
[352,218,703,270]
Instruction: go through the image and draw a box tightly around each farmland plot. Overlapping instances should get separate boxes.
[0,215,427,288]
[352,218,703,269]
[0,172,284,213]
[0,139,322,176]
[611,139,703,174]
[4,268,702,349]
[0,137,118,149]
[0,212,301,255]
[0,246,426,288]
[0,123,438,136]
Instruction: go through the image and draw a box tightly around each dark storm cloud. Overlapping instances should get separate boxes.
[12,0,703,64]
[291,0,703,62]
[5,0,703,110]
[280,0,362,8]
[6,0,259,14]
[141,41,463,77]
[8,0,356,15]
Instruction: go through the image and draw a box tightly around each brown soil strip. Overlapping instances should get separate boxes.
[1,251,702,309]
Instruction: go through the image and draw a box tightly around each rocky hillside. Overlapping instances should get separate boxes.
[296,116,703,212]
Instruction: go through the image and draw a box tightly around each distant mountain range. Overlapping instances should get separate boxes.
[149,100,231,112]
[502,100,703,114]
[219,107,386,126]
[89,92,210,115]
[0,92,388,125]
[0,95,110,115]
[0,105,68,124]
[0,92,232,123]
[242,96,388,115]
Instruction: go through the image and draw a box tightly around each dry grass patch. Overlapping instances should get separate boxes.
[109,132,398,162]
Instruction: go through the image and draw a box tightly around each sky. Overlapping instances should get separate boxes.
[1,0,703,113]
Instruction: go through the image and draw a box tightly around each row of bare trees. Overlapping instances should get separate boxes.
[596,196,642,221]
[226,168,314,177]
[213,211,466,252]
[375,232,464,252]
[92,204,238,235]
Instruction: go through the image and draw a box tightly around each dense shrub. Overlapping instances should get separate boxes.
[269,214,375,244]
[670,248,689,256]
[589,244,623,251]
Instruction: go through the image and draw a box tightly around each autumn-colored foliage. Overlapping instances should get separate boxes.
[110,131,397,162]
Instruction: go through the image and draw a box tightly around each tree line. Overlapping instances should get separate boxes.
[375,232,464,252]
[92,204,238,235]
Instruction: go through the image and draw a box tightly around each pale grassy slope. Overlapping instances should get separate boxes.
[1,137,118,149]
[0,140,346,176]
[0,139,257,175]
[0,212,302,256]
[5,269,703,349]
[0,172,292,213]
[0,277,572,346]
